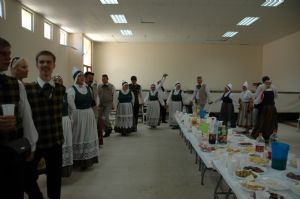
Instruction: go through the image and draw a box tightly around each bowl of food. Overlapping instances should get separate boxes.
[243,166,266,174]
[235,169,258,179]
[284,171,300,183]
[249,156,269,166]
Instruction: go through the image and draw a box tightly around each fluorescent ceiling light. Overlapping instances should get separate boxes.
[237,17,260,26]
[120,29,133,36]
[99,0,118,4]
[222,31,238,38]
[261,0,284,7]
[110,14,127,23]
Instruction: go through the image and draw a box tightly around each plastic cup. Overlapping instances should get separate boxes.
[271,142,290,170]
[1,104,15,116]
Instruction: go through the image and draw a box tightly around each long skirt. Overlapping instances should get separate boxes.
[62,116,73,177]
[114,102,134,134]
[72,108,99,168]
[237,102,252,129]
[219,102,235,128]
[146,100,161,127]
[168,101,182,126]
[251,105,278,141]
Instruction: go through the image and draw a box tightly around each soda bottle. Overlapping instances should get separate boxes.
[208,118,216,144]
[268,130,278,159]
[255,133,265,157]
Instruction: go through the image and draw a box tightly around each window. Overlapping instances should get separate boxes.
[44,21,52,40]
[0,0,4,18]
[83,37,92,70]
[83,66,92,73]
[60,29,67,45]
[21,8,33,31]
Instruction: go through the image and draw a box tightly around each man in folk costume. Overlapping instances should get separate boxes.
[84,71,103,145]
[67,67,99,169]
[0,37,38,199]
[53,75,73,177]
[24,50,65,199]
[192,76,213,112]
[167,81,188,129]
[144,82,165,128]
[214,83,236,128]
[98,74,116,137]
[251,76,278,141]
[237,81,253,133]
[129,76,143,132]
[114,81,135,136]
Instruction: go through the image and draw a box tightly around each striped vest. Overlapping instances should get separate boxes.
[25,82,65,149]
[0,74,22,143]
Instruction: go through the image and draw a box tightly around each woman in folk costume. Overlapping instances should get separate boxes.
[215,83,236,128]
[144,83,165,128]
[67,67,99,169]
[251,77,278,141]
[237,81,253,132]
[114,81,135,136]
[53,75,73,177]
[167,82,188,129]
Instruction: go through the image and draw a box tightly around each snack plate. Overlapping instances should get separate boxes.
[282,171,300,183]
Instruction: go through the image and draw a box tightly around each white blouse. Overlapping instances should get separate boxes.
[113,89,135,108]
[239,90,253,103]
[144,90,165,106]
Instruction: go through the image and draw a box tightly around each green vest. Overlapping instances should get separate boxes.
[118,91,132,103]
[72,86,93,109]
[171,90,182,102]
[0,74,23,143]
[149,92,158,101]
[25,82,65,149]
[62,93,68,116]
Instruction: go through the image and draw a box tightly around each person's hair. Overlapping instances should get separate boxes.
[0,37,11,49]
[262,76,270,83]
[197,76,202,79]
[102,74,108,78]
[131,76,137,81]
[35,50,56,64]
[84,71,94,77]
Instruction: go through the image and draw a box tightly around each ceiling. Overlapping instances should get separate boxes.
[19,0,300,44]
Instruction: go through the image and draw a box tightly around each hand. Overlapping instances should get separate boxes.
[163,73,168,77]
[0,116,16,131]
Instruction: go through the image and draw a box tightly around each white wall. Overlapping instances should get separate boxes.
[0,0,83,87]
[93,42,263,90]
[263,31,300,92]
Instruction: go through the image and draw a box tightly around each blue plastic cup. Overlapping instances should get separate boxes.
[200,110,206,119]
[271,142,290,170]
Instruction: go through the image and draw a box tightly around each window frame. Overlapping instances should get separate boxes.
[0,0,5,19]
[44,21,53,40]
[60,29,67,45]
[83,37,92,68]
[21,7,34,31]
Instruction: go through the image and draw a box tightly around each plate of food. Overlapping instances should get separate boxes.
[248,156,269,166]
[291,182,300,196]
[240,178,265,192]
[243,166,267,174]
[235,169,258,180]
[262,177,289,191]
[283,171,300,183]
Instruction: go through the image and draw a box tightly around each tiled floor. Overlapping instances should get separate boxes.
[30,123,300,199]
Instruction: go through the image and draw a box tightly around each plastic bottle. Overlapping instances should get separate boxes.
[268,130,278,159]
[255,133,265,158]
[208,117,216,144]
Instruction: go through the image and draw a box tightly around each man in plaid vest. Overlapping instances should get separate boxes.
[24,50,65,199]
[0,37,38,199]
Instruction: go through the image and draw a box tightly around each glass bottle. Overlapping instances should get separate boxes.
[255,133,265,158]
